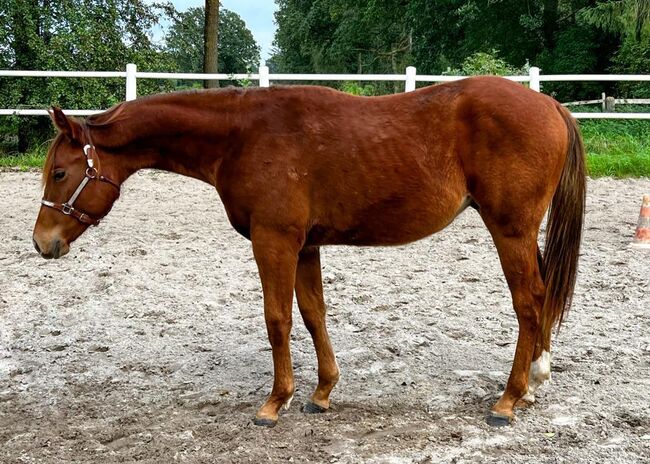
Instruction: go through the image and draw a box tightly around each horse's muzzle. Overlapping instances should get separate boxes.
[33,236,68,259]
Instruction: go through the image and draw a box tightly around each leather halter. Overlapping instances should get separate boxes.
[41,143,120,226]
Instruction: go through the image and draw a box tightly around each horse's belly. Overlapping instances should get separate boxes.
[307,194,470,246]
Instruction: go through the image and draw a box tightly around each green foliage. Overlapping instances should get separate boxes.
[340,81,376,96]
[273,0,414,93]
[0,1,262,154]
[405,0,463,74]
[164,6,260,75]
[536,23,607,101]
[163,6,204,74]
[0,142,47,169]
[578,0,650,97]
[612,38,650,97]
[0,0,175,153]
[577,109,650,177]
[455,0,544,68]
[271,0,648,101]
[444,50,530,76]
[579,0,650,41]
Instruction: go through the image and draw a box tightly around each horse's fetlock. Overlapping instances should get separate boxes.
[273,384,295,402]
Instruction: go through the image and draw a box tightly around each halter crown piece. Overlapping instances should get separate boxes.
[40,143,120,226]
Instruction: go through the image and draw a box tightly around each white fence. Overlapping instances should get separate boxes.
[1,64,649,119]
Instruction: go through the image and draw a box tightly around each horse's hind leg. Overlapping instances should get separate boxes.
[295,246,339,413]
[484,225,546,426]
[516,245,552,405]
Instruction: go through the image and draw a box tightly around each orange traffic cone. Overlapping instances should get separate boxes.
[631,194,650,249]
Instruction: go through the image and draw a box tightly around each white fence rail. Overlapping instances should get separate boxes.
[1,64,649,119]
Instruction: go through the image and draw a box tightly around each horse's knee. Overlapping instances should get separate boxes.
[265,315,292,344]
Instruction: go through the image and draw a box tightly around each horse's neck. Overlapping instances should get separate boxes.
[94,93,245,185]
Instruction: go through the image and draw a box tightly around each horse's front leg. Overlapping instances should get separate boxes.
[251,226,301,427]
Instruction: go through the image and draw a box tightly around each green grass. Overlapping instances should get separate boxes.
[0,143,48,170]
[580,117,650,178]
[1,115,649,178]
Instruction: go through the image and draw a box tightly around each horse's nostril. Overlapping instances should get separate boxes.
[52,240,61,258]
[33,238,41,254]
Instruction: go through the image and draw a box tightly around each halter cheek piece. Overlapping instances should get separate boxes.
[40,144,120,226]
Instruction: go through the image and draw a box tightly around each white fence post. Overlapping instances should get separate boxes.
[126,63,137,101]
[529,66,540,92]
[405,66,416,92]
[259,65,270,88]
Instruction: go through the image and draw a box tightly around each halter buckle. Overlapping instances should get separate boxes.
[61,203,73,215]
[86,166,98,179]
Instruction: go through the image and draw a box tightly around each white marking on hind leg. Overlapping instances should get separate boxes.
[284,395,294,410]
[528,350,551,395]
[521,391,536,404]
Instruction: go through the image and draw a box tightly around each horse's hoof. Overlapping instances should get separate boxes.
[253,417,277,428]
[486,412,512,427]
[302,401,328,414]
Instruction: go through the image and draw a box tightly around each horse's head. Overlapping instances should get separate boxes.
[32,108,121,259]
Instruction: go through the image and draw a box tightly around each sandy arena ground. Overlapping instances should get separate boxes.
[1,171,649,463]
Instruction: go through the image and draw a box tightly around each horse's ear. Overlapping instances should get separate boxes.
[49,107,83,141]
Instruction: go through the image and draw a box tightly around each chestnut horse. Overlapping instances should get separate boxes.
[32,76,586,427]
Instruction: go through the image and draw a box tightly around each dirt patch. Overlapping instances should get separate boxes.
[1,171,649,463]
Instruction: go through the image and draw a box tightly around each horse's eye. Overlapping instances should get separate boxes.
[53,170,66,182]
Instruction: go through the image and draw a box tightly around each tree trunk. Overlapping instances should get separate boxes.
[542,0,558,50]
[203,0,220,89]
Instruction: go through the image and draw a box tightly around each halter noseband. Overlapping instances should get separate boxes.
[41,143,120,226]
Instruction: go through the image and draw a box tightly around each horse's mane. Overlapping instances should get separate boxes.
[85,101,128,127]
[86,88,248,129]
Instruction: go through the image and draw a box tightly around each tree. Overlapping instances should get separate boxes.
[579,0,650,96]
[272,0,413,92]
[580,0,650,41]
[271,0,625,99]
[203,0,219,88]
[219,10,261,74]
[165,7,260,76]
[0,0,175,153]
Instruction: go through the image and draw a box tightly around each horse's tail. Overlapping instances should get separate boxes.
[540,106,586,335]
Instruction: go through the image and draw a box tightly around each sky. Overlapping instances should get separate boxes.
[157,1,279,64]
